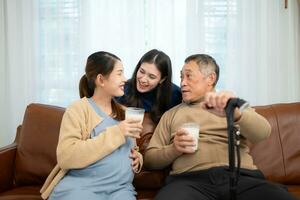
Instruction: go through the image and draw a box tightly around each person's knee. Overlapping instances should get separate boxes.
[267,185,298,200]
[238,182,297,200]
[155,181,210,200]
[49,189,99,200]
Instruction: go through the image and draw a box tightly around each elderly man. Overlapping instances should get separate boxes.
[144,54,297,200]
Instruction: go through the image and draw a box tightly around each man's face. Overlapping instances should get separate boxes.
[180,61,214,103]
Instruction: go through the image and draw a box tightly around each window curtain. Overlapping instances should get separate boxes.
[225,0,300,105]
[0,0,38,147]
[0,0,299,146]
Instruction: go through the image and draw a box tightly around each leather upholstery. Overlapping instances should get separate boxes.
[14,104,64,186]
[250,103,300,198]
[0,102,299,199]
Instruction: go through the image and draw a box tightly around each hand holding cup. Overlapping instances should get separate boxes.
[119,107,145,138]
[118,118,143,138]
[174,123,200,154]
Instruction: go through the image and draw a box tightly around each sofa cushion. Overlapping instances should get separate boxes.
[14,104,65,186]
[287,185,300,199]
[272,103,300,184]
[250,105,285,182]
[134,170,167,190]
[252,103,300,184]
[0,185,42,200]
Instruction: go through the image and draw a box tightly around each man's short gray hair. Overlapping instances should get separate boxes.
[184,54,220,87]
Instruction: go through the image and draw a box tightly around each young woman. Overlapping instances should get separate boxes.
[40,51,143,200]
[116,49,182,123]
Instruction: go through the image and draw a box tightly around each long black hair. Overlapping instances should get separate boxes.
[125,49,173,123]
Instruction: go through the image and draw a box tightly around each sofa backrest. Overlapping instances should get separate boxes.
[14,102,300,186]
[251,102,300,184]
[14,103,65,186]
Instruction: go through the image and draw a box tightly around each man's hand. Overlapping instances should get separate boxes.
[173,129,197,154]
[201,91,242,121]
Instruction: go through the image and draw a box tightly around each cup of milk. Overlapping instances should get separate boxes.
[181,122,200,151]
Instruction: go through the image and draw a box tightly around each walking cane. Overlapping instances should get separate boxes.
[225,98,249,200]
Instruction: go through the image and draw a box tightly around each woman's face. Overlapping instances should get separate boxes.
[102,60,127,97]
[136,62,162,93]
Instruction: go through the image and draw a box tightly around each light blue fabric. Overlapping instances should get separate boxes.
[49,98,136,200]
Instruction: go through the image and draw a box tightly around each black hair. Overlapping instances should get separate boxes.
[125,49,173,123]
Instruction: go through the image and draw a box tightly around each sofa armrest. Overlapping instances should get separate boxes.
[0,142,17,192]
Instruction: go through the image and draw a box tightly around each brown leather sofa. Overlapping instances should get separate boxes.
[0,102,299,200]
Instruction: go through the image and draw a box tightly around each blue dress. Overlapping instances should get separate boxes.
[48,98,136,200]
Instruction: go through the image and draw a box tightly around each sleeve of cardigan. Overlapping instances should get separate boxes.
[56,108,126,170]
[144,111,182,170]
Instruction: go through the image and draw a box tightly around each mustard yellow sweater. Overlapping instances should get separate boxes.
[144,102,271,175]
[40,97,142,199]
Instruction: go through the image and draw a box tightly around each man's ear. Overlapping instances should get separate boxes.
[159,77,167,84]
[207,72,216,87]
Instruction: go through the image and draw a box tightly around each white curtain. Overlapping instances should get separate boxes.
[225,0,300,105]
[0,0,38,147]
[1,0,299,147]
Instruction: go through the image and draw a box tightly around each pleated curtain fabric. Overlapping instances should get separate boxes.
[0,0,299,147]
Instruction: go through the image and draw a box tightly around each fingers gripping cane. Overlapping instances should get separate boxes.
[225,98,249,200]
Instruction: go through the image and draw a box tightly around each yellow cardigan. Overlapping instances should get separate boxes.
[40,97,143,199]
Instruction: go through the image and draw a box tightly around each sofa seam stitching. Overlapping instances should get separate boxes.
[272,105,286,178]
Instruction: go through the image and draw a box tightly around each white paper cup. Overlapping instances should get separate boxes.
[181,122,200,151]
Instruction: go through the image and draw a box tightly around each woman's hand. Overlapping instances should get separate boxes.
[130,148,140,173]
[118,119,143,138]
